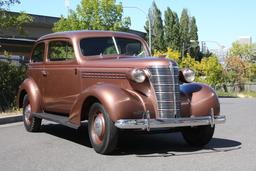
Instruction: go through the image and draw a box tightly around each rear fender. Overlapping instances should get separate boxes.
[180,83,220,117]
[17,78,42,113]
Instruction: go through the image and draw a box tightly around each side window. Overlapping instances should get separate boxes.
[48,41,75,61]
[31,43,45,62]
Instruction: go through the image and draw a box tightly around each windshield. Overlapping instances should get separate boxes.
[80,37,147,57]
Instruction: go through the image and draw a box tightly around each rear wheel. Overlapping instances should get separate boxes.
[23,95,41,132]
[88,103,118,154]
[181,125,215,147]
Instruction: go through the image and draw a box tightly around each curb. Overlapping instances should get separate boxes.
[0,114,23,125]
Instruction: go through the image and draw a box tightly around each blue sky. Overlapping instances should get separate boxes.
[10,0,256,49]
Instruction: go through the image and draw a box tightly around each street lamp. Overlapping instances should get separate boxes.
[201,40,226,63]
[201,40,225,53]
[181,40,197,59]
[123,6,152,53]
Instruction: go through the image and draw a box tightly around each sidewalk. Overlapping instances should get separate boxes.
[0,114,22,125]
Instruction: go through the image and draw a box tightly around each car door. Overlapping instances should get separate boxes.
[43,39,80,115]
[29,42,45,98]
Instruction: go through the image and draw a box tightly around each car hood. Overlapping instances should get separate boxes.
[79,56,178,68]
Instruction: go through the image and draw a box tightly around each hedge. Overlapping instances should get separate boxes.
[0,60,26,112]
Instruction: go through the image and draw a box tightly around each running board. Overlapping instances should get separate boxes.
[32,112,80,129]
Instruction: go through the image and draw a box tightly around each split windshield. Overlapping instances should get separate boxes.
[80,37,147,57]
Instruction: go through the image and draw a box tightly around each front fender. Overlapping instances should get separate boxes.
[180,83,220,117]
[69,83,146,124]
[17,78,42,113]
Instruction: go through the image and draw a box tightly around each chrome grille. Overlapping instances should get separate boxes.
[149,65,180,118]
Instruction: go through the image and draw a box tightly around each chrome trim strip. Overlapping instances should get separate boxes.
[155,92,180,94]
[170,65,177,115]
[112,36,120,54]
[153,83,180,86]
[115,115,226,130]
[158,109,181,111]
[151,74,179,76]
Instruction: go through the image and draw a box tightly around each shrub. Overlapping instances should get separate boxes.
[0,60,26,112]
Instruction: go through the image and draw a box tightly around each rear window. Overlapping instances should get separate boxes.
[80,37,145,57]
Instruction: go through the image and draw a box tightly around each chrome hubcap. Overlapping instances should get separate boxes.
[94,113,104,137]
[24,104,31,124]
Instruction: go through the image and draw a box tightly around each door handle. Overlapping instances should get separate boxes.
[41,70,48,76]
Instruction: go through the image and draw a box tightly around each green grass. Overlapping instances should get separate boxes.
[217,91,256,98]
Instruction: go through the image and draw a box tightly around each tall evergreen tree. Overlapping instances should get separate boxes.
[180,8,190,57]
[172,12,181,51]
[189,16,198,42]
[189,16,200,59]
[164,8,181,51]
[145,1,164,51]
[164,7,174,49]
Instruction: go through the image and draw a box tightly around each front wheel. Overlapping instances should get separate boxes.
[88,103,118,154]
[181,125,215,147]
[23,95,41,132]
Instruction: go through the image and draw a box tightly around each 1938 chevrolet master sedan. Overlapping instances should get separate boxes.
[17,30,226,154]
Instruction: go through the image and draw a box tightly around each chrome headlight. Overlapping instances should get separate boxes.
[130,69,146,83]
[182,68,195,83]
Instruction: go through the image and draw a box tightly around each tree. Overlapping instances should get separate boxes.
[229,42,256,62]
[225,56,249,91]
[164,8,181,51]
[179,9,190,56]
[164,7,174,49]
[197,56,224,88]
[189,17,198,42]
[189,16,200,59]
[0,0,32,34]
[53,0,130,32]
[172,12,181,51]
[145,1,164,51]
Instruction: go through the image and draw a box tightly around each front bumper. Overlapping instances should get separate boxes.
[115,114,226,131]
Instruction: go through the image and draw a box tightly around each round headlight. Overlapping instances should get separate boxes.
[182,68,195,82]
[131,69,146,83]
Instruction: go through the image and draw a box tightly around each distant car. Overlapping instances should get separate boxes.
[17,30,226,154]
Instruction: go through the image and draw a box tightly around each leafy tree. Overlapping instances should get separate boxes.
[0,0,32,34]
[197,56,224,88]
[145,1,164,51]
[53,0,131,32]
[225,56,249,91]
[154,47,180,62]
[229,42,256,62]
[179,9,190,56]
[154,48,226,88]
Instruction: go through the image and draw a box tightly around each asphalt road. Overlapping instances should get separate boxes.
[0,98,255,171]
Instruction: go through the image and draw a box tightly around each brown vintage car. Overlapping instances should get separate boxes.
[17,30,226,154]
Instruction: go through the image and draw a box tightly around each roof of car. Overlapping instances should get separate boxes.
[37,30,142,42]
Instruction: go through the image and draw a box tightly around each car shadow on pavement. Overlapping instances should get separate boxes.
[40,122,92,148]
[115,131,242,157]
[39,123,241,157]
